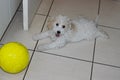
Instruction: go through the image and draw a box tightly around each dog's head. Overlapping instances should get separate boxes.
[47,15,73,37]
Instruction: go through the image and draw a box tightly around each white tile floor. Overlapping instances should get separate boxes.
[0,0,120,80]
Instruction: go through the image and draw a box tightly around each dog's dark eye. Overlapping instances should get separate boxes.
[56,23,59,26]
[62,25,65,28]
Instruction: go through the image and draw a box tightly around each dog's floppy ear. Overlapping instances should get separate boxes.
[69,20,77,32]
[47,17,55,30]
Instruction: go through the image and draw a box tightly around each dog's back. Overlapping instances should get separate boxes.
[70,17,108,41]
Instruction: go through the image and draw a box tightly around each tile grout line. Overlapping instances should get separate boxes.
[34,50,120,69]
[40,0,55,33]
[37,50,93,63]
[97,0,101,15]
[97,0,120,30]
[98,24,120,30]
[35,13,47,16]
[90,0,101,80]
[94,61,120,69]
[17,10,23,12]
[22,0,55,80]
[90,39,96,80]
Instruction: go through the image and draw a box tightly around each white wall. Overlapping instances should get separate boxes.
[23,0,42,30]
[0,0,10,38]
[0,0,21,39]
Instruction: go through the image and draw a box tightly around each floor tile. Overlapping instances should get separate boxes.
[1,12,46,50]
[0,70,25,80]
[49,0,99,19]
[37,0,53,15]
[43,41,95,61]
[95,26,120,67]
[98,0,120,28]
[0,51,33,80]
[24,51,92,80]
[92,64,120,80]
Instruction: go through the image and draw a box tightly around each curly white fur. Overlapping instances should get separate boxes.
[33,15,108,51]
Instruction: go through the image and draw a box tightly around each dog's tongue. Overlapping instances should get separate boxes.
[56,33,60,37]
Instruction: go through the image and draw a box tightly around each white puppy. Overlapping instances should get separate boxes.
[33,15,108,51]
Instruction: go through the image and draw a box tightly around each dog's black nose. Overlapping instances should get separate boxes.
[57,31,61,34]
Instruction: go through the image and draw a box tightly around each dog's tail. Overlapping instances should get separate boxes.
[95,15,109,39]
[94,15,99,27]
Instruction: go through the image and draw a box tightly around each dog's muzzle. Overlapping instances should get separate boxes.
[55,31,61,37]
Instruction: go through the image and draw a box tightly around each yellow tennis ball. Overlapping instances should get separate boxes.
[0,42,29,74]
